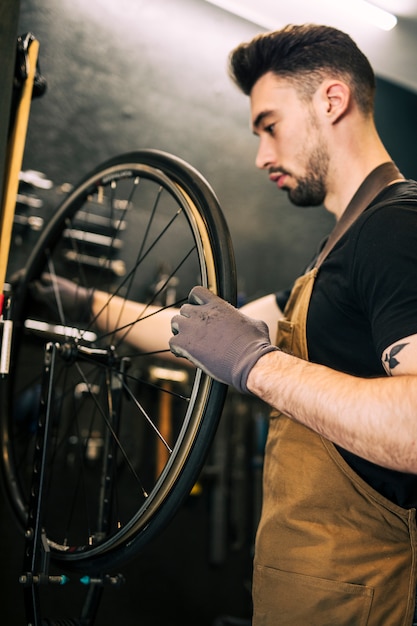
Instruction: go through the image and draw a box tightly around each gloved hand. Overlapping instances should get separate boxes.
[169,286,279,393]
[29,273,93,323]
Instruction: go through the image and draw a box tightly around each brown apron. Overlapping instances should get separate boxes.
[252,163,417,626]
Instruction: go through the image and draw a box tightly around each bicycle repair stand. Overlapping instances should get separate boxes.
[18,341,125,626]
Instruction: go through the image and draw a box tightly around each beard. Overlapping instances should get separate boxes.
[288,141,329,207]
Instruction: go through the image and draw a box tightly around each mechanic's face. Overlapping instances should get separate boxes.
[251,72,329,207]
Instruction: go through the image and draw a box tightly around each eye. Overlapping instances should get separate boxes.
[265,123,276,136]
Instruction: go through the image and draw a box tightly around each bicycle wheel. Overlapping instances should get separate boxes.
[0,150,236,573]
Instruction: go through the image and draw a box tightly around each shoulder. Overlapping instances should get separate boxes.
[363,178,417,216]
[349,180,417,253]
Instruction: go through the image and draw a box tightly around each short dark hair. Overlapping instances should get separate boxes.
[229,24,376,114]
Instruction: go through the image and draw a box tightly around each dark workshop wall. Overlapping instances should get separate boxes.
[375,76,417,180]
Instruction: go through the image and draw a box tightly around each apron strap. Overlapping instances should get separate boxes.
[315,161,402,269]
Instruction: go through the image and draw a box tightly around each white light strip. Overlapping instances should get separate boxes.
[203,0,397,31]
[203,0,274,29]
[321,0,397,31]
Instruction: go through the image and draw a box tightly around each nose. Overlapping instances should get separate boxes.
[255,137,275,170]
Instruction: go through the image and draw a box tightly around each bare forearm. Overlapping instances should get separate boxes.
[247,350,417,473]
[91,290,175,356]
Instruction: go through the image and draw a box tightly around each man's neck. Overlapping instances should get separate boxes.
[323,115,394,219]
[325,155,394,220]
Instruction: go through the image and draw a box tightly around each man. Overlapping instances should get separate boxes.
[30,23,417,625]
[168,24,417,626]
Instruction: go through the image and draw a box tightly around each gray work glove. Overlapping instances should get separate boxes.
[169,286,279,393]
[29,273,93,323]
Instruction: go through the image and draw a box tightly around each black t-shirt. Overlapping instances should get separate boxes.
[306,180,417,508]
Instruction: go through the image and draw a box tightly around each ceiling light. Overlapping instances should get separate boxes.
[203,0,398,32]
[322,0,397,31]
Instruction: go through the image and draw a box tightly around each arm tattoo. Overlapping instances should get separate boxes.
[383,342,409,375]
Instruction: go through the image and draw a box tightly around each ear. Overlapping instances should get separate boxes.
[316,79,351,124]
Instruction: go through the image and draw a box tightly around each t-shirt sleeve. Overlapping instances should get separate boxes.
[349,204,417,356]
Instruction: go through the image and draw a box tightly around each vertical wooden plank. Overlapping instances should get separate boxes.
[0,37,39,292]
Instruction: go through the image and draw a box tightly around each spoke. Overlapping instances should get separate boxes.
[74,359,149,499]
[120,374,172,454]
[95,176,142,332]
[113,245,197,348]
[47,362,101,545]
[88,205,186,339]
[110,184,163,337]
[45,254,66,327]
